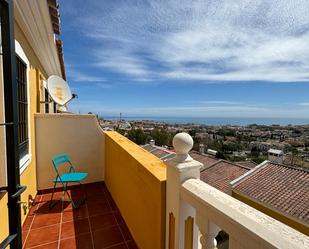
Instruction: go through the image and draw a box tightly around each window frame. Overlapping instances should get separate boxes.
[44,87,49,113]
[15,40,31,174]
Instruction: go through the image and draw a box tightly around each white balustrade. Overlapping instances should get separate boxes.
[165,132,202,249]
[166,133,309,249]
[196,214,219,249]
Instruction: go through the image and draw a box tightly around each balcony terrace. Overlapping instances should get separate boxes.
[16,113,309,249]
[0,0,309,248]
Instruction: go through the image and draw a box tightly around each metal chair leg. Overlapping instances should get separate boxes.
[64,183,77,209]
[49,181,57,209]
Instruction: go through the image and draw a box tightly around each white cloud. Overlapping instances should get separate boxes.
[71,72,107,82]
[199,101,242,105]
[297,102,309,106]
[65,0,309,82]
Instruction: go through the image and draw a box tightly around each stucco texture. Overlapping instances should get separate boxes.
[105,131,167,249]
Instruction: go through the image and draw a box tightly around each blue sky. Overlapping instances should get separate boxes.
[60,0,309,118]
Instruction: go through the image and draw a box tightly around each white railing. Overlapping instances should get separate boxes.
[166,133,309,249]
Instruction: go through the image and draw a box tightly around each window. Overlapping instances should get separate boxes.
[16,55,29,160]
[45,88,49,113]
[53,102,57,113]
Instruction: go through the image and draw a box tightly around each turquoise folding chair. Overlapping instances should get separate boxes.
[49,153,88,209]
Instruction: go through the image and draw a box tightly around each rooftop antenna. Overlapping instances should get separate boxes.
[47,75,77,112]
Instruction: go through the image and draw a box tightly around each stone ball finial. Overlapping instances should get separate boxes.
[173,132,193,155]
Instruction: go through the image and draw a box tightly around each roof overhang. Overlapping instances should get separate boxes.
[14,0,63,77]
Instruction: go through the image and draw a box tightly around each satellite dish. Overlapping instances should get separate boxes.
[47,75,73,106]
[58,105,68,112]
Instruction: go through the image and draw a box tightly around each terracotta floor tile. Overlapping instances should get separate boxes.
[89,213,117,231]
[126,240,139,249]
[27,202,40,217]
[22,183,138,249]
[59,233,93,249]
[25,224,59,248]
[107,199,119,212]
[22,230,28,245]
[23,216,34,231]
[87,202,111,217]
[92,226,124,249]
[35,202,62,215]
[107,243,128,249]
[61,198,87,210]
[86,193,107,203]
[29,241,59,249]
[62,206,88,222]
[31,212,61,229]
[113,211,125,225]
[61,218,90,239]
[119,224,133,242]
[86,188,105,197]
[41,193,52,202]
[70,189,86,198]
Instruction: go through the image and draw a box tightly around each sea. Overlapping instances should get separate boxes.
[103,116,309,126]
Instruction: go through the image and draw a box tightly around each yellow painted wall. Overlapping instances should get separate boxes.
[15,20,44,223]
[0,20,49,242]
[105,131,167,249]
[232,191,309,236]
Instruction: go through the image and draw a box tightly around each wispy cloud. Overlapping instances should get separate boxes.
[70,71,107,83]
[297,102,309,106]
[199,101,241,105]
[64,0,309,82]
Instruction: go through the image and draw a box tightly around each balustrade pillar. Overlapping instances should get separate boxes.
[165,132,203,249]
[196,213,220,249]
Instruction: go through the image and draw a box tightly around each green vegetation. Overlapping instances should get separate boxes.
[127,129,148,145]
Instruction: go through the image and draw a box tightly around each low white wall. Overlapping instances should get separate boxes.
[35,114,105,190]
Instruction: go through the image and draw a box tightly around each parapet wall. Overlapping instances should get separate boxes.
[105,131,167,249]
[35,114,105,190]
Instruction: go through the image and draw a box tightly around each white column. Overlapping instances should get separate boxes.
[166,132,203,249]
[196,213,220,249]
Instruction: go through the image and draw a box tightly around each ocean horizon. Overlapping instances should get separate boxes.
[102,116,309,126]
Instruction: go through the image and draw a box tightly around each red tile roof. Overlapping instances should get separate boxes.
[141,144,175,160]
[236,160,257,169]
[189,151,219,170]
[142,144,155,152]
[142,145,252,195]
[200,161,250,194]
[151,149,172,158]
[232,162,309,224]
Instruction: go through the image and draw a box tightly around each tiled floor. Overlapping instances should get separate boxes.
[22,182,138,249]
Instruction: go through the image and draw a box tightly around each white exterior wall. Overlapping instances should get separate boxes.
[35,114,105,190]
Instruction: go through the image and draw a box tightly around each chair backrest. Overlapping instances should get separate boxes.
[51,153,74,175]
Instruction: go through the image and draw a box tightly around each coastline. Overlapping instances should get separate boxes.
[102,116,309,126]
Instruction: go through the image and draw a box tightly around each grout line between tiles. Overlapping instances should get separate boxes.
[25,240,58,249]
[103,242,127,249]
[57,198,64,249]
[103,187,130,249]
[85,195,95,249]
[27,221,61,231]
[22,194,43,249]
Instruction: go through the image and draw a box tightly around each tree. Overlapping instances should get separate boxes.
[291,147,299,166]
[127,129,147,145]
[150,128,173,146]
